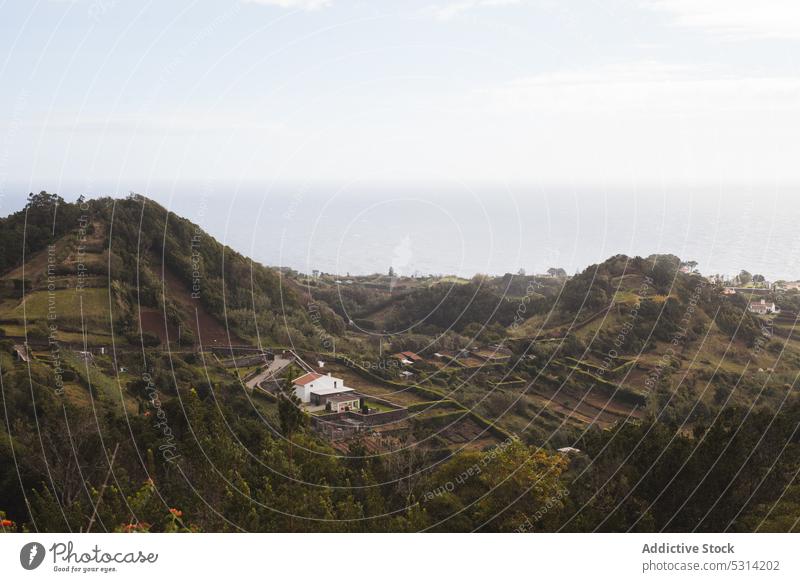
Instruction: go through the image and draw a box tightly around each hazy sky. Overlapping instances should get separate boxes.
[2,0,800,192]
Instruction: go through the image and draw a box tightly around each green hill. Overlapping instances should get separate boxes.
[0,192,344,349]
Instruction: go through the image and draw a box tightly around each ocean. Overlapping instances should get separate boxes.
[3,181,799,281]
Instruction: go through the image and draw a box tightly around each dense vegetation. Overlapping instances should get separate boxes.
[0,347,566,532]
[2,345,798,532]
[0,192,85,274]
[2,343,798,533]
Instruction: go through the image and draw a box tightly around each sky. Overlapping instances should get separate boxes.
[2,0,800,195]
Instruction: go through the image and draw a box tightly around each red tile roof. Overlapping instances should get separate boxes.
[293,372,322,386]
[391,351,422,362]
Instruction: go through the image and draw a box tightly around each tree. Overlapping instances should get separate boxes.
[682,260,698,272]
[277,369,307,444]
[739,270,753,285]
[547,267,567,278]
[26,190,64,209]
[560,268,610,312]
[475,441,568,531]
[649,258,678,293]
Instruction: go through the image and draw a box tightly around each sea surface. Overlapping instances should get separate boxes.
[3,181,799,281]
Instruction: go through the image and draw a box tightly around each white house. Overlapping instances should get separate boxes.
[748,299,779,315]
[292,371,354,405]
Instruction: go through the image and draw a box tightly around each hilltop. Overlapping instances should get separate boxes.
[0,191,343,350]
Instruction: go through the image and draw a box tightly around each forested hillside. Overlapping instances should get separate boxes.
[0,192,343,349]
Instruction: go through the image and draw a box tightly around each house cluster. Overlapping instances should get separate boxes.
[292,371,361,413]
[390,351,423,365]
[717,277,800,293]
[388,351,423,378]
[748,299,779,316]
[774,281,800,291]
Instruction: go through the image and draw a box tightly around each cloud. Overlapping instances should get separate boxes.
[242,0,332,11]
[426,0,522,21]
[419,60,800,184]
[6,113,291,137]
[647,0,800,40]
[470,61,800,114]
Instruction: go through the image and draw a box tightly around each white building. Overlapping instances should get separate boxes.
[749,299,779,315]
[292,371,354,405]
[325,393,361,413]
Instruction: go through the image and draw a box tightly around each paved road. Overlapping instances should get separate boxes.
[245,357,293,390]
